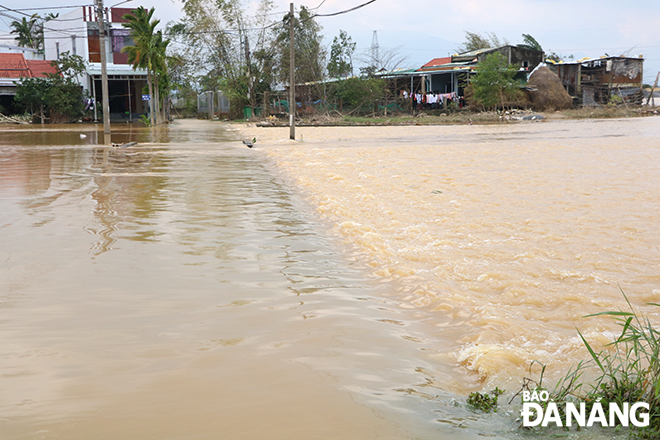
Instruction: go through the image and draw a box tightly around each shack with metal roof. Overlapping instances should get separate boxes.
[550,55,645,106]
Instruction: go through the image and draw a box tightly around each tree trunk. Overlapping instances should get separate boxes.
[147,71,155,126]
[500,88,505,117]
[153,74,161,125]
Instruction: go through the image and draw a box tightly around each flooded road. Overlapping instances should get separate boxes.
[2,117,659,439]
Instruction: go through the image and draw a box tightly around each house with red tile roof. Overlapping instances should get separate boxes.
[26,60,60,78]
[0,53,61,112]
[0,53,61,104]
[0,53,31,81]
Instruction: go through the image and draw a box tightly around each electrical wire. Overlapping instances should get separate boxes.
[310,0,327,12]
[0,4,88,12]
[312,0,378,18]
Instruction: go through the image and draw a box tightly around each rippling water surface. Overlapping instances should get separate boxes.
[257,119,660,388]
[2,118,659,439]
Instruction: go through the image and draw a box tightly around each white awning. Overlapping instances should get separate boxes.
[86,63,148,77]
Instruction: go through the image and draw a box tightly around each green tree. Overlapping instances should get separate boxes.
[327,76,385,112]
[14,52,87,122]
[10,13,58,52]
[10,16,39,49]
[168,0,275,116]
[516,33,569,63]
[517,33,542,52]
[14,77,49,122]
[457,31,508,53]
[275,5,325,87]
[467,52,521,110]
[327,30,355,79]
[122,7,169,126]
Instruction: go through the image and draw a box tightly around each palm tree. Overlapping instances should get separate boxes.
[10,16,39,49]
[518,34,543,52]
[121,7,169,126]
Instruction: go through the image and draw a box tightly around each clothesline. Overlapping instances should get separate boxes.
[401,91,457,104]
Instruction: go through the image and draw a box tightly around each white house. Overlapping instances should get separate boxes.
[43,6,149,121]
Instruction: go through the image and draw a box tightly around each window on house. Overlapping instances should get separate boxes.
[56,42,60,58]
[71,35,76,55]
[111,29,132,53]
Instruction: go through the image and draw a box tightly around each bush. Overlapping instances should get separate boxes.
[467,52,523,110]
[327,76,386,110]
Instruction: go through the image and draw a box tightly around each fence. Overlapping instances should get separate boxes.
[197,91,231,118]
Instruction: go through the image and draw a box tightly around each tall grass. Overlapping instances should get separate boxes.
[550,288,660,437]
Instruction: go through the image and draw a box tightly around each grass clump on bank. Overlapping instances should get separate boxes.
[548,290,660,437]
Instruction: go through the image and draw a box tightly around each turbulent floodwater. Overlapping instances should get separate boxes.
[1,117,659,439]
[253,118,660,389]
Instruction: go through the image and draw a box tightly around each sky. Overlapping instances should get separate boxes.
[0,0,658,85]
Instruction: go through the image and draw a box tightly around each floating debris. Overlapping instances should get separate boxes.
[111,141,138,148]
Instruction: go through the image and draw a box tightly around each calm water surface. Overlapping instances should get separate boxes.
[3,118,658,439]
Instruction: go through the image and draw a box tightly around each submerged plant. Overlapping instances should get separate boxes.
[548,288,660,437]
[467,387,504,412]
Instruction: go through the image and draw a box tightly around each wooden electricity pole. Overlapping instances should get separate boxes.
[289,2,295,140]
[96,0,111,138]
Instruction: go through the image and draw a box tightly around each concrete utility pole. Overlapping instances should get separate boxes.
[96,0,111,138]
[289,2,295,140]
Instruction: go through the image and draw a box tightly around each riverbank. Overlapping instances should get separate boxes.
[250,106,658,127]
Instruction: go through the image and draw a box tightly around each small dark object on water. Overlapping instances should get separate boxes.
[112,141,138,148]
[242,139,254,148]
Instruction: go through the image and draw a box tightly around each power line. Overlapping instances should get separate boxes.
[0,4,88,12]
[310,0,327,11]
[313,0,378,18]
[0,6,80,36]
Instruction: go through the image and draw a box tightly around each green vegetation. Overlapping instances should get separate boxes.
[10,12,58,53]
[541,290,660,437]
[327,29,356,79]
[456,31,508,53]
[122,6,169,126]
[466,52,523,110]
[14,52,87,123]
[467,387,504,412]
[327,77,386,110]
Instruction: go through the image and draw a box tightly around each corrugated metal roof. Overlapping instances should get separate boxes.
[421,57,452,69]
[549,55,644,66]
[417,62,473,73]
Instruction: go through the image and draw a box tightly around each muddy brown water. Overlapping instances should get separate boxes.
[2,118,658,439]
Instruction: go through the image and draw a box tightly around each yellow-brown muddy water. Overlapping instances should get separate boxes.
[248,118,660,390]
[2,117,659,439]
